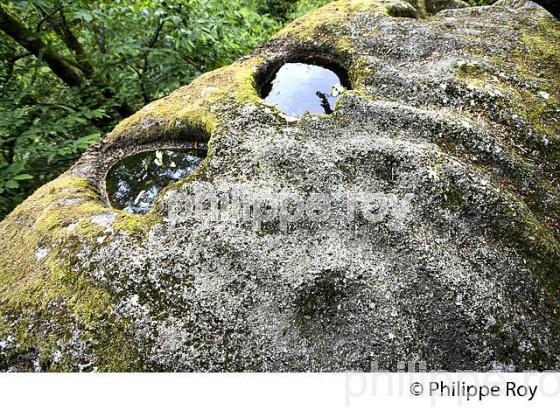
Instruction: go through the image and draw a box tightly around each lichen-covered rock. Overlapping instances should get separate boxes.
[1,0,559,371]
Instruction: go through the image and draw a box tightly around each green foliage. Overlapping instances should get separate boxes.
[245,0,333,22]
[0,0,281,218]
[289,0,334,19]
[251,0,299,21]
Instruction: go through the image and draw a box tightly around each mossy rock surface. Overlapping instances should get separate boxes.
[1,0,559,371]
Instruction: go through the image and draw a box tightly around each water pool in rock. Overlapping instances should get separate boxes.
[261,63,348,116]
[106,149,205,214]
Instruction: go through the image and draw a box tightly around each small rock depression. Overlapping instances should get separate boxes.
[259,61,350,116]
[106,149,205,214]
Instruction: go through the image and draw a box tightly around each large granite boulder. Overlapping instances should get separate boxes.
[0,0,559,371]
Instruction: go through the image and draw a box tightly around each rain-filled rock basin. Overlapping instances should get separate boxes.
[260,62,349,116]
[106,149,205,214]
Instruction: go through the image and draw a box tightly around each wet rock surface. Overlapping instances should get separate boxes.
[0,0,559,371]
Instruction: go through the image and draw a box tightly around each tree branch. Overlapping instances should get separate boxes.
[96,24,107,54]
[35,2,63,33]
[0,4,83,88]
[48,10,94,77]
[46,8,134,117]
[137,19,166,104]
[1,4,135,120]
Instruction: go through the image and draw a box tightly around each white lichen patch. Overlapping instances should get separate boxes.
[90,213,117,229]
[35,247,49,261]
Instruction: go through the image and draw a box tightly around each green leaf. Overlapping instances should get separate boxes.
[13,174,34,181]
[6,180,19,190]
